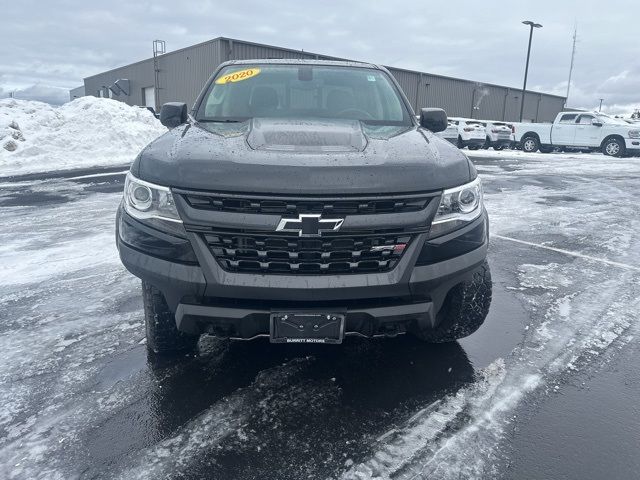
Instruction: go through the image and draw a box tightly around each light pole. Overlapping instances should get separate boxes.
[520,20,542,122]
[599,98,604,112]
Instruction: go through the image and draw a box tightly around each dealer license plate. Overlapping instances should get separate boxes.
[270,312,345,344]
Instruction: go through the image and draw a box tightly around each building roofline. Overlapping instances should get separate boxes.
[82,36,566,100]
[222,58,377,68]
[216,36,350,61]
[382,63,566,100]
[83,36,348,81]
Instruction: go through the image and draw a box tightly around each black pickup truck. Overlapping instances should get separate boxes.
[116,59,491,354]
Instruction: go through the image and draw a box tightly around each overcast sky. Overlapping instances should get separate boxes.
[2,0,639,113]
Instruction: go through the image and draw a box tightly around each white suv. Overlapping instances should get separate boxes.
[449,117,486,150]
[435,120,459,145]
[481,121,513,150]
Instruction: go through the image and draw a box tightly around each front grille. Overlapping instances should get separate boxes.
[183,193,431,215]
[204,231,412,275]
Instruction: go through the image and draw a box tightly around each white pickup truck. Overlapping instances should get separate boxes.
[514,111,640,157]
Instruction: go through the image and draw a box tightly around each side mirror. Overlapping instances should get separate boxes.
[160,102,188,128]
[591,119,603,127]
[419,108,448,133]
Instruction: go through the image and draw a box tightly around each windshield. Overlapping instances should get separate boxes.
[195,64,411,126]
[596,113,629,125]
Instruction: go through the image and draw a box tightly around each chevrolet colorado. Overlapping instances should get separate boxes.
[116,59,492,354]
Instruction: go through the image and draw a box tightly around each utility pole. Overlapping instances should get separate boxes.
[520,21,542,122]
[566,26,577,106]
[599,98,604,112]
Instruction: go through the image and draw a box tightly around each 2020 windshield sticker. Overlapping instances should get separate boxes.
[215,68,261,84]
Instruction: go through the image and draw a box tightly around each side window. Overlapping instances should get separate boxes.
[204,84,227,117]
[577,115,595,125]
[559,114,577,123]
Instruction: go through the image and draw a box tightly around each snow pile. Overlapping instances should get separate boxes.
[0,97,167,176]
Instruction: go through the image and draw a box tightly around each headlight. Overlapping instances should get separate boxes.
[429,177,483,238]
[628,130,640,139]
[123,172,181,223]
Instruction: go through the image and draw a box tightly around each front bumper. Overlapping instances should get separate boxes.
[117,207,489,339]
[625,138,640,153]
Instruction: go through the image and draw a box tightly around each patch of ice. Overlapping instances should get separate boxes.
[517,263,573,290]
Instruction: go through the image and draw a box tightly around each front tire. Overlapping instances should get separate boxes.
[414,261,492,343]
[142,281,200,355]
[521,135,540,153]
[493,145,504,151]
[602,137,626,157]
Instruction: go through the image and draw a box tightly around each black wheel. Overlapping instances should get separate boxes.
[493,145,504,151]
[602,137,626,157]
[521,135,540,153]
[413,261,492,343]
[142,281,199,354]
[468,144,480,150]
[457,136,464,149]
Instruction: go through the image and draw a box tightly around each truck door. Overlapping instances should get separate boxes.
[553,113,578,145]
[574,114,600,146]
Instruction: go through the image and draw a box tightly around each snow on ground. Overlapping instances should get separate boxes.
[340,152,640,479]
[0,97,166,176]
[0,191,145,479]
[466,147,640,176]
[0,147,639,479]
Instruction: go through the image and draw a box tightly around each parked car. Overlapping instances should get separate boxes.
[481,121,513,150]
[449,117,486,149]
[435,120,459,145]
[116,59,492,354]
[514,111,640,157]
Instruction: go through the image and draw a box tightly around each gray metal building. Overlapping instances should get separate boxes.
[69,85,85,101]
[82,37,565,123]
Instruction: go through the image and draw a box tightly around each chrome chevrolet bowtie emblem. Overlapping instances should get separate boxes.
[276,214,344,237]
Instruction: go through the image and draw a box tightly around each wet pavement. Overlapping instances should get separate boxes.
[0,152,639,479]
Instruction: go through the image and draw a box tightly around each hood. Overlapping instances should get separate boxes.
[133,118,472,195]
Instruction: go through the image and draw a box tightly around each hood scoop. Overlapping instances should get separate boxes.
[246,118,367,152]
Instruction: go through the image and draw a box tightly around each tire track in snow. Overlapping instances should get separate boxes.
[341,257,639,480]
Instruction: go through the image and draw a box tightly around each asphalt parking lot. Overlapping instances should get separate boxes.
[0,151,639,480]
